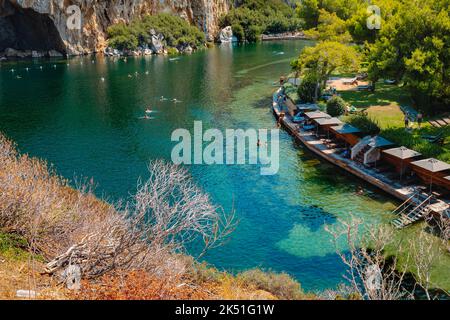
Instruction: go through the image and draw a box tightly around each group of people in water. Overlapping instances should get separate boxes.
[140,96,183,120]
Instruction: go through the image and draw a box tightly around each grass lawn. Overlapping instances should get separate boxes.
[338,81,450,163]
[339,81,412,109]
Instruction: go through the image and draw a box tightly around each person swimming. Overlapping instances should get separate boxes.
[145,107,153,114]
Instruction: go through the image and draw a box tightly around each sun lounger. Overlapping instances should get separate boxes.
[421,132,444,144]
[436,120,448,127]
[293,115,306,123]
[357,85,372,91]
[303,125,316,131]
[428,120,440,128]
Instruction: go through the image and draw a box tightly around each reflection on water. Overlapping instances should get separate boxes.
[0,41,398,291]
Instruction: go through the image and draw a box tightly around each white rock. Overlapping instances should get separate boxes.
[16,290,37,299]
[219,26,233,43]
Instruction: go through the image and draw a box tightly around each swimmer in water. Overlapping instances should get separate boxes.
[145,107,153,114]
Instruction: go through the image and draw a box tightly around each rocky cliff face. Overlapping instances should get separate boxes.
[0,0,230,55]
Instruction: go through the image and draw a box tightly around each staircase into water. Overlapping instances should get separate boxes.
[391,193,434,229]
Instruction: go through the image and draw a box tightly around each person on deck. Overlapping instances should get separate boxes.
[404,114,410,128]
[417,112,423,128]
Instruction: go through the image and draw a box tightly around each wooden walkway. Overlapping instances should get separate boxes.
[271,89,449,223]
[429,117,450,128]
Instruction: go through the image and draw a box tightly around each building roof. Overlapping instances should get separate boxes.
[330,124,362,134]
[314,117,343,126]
[383,146,422,160]
[367,136,394,148]
[411,158,450,173]
[304,111,330,119]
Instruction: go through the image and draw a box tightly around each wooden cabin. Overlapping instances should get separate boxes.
[329,124,362,147]
[382,147,422,176]
[313,117,343,137]
[410,158,450,192]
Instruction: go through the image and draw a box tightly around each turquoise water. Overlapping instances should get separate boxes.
[0,41,398,291]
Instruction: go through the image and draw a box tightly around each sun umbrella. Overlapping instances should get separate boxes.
[411,158,450,194]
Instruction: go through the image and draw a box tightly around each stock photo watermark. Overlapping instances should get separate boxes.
[171,121,280,176]
[27,0,82,30]
[367,4,381,30]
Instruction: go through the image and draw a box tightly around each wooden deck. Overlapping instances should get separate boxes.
[271,90,450,216]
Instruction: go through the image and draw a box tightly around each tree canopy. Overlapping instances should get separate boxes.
[291,41,361,88]
[220,0,302,42]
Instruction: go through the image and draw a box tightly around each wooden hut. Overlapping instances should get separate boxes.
[410,158,450,192]
[329,124,362,147]
[304,111,331,120]
[313,117,343,137]
[382,147,422,177]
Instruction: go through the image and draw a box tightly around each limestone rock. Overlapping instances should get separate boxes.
[150,31,165,54]
[4,48,31,58]
[48,50,63,57]
[32,50,46,58]
[219,26,233,43]
[0,0,230,55]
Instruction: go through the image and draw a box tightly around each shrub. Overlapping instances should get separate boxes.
[107,14,206,51]
[298,72,321,103]
[166,47,179,56]
[326,96,346,117]
[73,270,210,300]
[346,114,380,135]
[238,269,304,300]
[219,0,302,42]
[231,23,245,42]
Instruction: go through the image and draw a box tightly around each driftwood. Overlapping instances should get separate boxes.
[44,160,236,280]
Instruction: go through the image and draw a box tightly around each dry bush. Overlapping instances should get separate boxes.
[72,270,211,300]
[0,134,235,287]
[238,269,305,300]
[326,217,410,300]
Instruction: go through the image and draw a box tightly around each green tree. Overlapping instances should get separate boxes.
[326,96,346,116]
[304,9,352,43]
[297,72,322,103]
[297,0,320,29]
[107,23,138,51]
[367,0,450,113]
[292,41,361,90]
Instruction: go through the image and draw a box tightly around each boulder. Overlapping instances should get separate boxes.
[177,43,193,54]
[32,50,46,58]
[149,29,165,54]
[5,48,31,58]
[48,50,63,57]
[219,26,233,43]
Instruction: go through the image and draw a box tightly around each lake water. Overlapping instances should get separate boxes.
[0,41,398,291]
